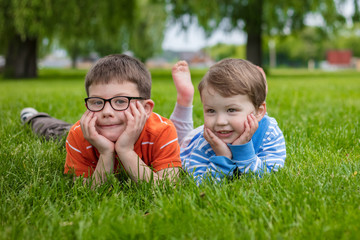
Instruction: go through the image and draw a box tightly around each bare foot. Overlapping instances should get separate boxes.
[172,61,194,107]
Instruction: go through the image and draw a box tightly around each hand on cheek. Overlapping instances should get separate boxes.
[204,127,232,159]
[80,110,114,155]
[115,101,147,155]
[233,113,259,145]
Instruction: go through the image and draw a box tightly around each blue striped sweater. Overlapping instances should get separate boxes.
[180,115,286,184]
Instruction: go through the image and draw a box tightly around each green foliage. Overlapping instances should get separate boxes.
[203,43,246,61]
[55,0,166,61]
[129,0,167,61]
[262,27,332,66]
[0,0,166,72]
[332,23,360,57]
[1,0,56,39]
[167,0,351,65]
[1,68,360,239]
[54,0,135,61]
[55,1,133,62]
[263,0,347,35]
[261,24,360,67]
[353,0,360,23]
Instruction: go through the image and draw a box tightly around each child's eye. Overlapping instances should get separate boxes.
[206,109,215,113]
[90,100,103,106]
[227,108,237,113]
[114,99,126,105]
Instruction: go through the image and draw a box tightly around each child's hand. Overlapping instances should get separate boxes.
[80,110,115,155]
[232,113,258,145]
[115,101,147,155]
[203,127,232,159]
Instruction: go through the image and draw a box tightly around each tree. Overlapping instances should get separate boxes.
[203,43,245,61]
[56,1,134,68]
[333,23,360,57]
[265,27,332,67]
[87,0,167,63]
[128,0,167,62]
[166,0,349,66]
[0,0,134,78]
[353,0,360,23]
[0,0,57,78]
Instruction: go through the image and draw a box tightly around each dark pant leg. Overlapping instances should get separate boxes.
[25,113,72,140]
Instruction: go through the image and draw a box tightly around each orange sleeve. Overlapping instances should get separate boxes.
[150,121,182,172]
[64,123,97,178]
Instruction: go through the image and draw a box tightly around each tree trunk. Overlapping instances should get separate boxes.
[246,33,262,66]
[70,44,79,69]
[4,34,37,79]
[245,0,263,67]
[71,54,77,69]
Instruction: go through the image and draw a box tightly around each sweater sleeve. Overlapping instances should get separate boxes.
[229,123,286,176]
[170,103,194,144]
[181,133,237,184]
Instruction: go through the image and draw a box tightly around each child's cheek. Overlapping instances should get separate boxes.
[203,117,212,130]
[233,118,246,134]
[93,112,102,121]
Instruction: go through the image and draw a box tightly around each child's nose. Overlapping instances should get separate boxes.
[215,113,228,125]
[101,101,115,116]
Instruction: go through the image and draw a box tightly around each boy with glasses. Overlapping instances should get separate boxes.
[21,54,181,186]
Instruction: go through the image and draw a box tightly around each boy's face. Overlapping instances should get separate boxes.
[201,87,257,144]
[88,81,142,142]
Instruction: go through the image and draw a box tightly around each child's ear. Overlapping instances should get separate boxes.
[143,99,154,118]
[255,102,266,121]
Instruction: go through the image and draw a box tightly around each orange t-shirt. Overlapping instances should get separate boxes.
[64,112,181,177]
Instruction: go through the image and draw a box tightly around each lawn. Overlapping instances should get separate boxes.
[0,67,359,239]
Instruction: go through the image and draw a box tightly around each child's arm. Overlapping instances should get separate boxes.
[115,101,180,183]
[180,129,234,184]
[229,124,286,175]
[209,116,285,177]
[170,103,193,144]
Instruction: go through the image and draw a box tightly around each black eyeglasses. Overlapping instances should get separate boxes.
[84,96,145,112]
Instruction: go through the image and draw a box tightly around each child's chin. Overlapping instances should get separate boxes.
[222,139,233,144]
[108,137,119,142]
[220,136,238,145]
[98,129,123,142]
[103,133,121,142]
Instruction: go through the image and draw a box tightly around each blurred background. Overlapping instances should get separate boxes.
[0,0,359,78]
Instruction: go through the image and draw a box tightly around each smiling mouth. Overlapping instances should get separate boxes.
[98,124,119,128]
[216,131,233,137]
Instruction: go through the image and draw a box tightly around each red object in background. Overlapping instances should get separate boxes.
[327,50,352,65]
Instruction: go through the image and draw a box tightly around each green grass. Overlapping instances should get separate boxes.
[1,68,359,239]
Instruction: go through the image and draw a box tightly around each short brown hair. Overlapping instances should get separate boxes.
[85,54,152,99]
[198,59,266,108]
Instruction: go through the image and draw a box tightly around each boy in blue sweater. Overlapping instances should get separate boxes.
[170,59,286,184]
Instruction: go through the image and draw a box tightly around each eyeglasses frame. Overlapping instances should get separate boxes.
[84,96,146,112]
